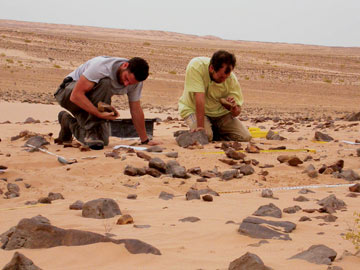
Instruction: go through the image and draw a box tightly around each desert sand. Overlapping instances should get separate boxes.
[0,20,360,269]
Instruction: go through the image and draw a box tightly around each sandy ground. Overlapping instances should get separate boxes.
[0,20,360,269]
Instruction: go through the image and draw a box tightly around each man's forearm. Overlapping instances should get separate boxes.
[130,103,148,142]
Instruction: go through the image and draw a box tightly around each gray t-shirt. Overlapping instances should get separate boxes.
[67,56,142,102]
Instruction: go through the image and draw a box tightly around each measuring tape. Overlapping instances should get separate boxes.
[203,148,317,154]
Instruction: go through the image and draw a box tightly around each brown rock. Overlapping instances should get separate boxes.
[117,214,134,225]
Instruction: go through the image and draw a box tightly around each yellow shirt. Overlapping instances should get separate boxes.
[178,57,243,119]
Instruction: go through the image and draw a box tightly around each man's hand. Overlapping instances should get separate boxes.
[191,127,205,132]
[97,111,119,120]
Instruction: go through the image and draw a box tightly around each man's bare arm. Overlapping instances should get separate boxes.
[70,75,118,120]
[194,92,206,130]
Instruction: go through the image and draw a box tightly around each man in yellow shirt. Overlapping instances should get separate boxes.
[178,50,251,142]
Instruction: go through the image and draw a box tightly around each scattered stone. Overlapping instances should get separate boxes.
[117,214,134,225]
[357,148,360,157]
[146,145,163,152]
[185,189,200,200]
[346,192,359,198]
[202,194,213,202]
[25,136,50,148]
[219,158,238,165]
[124,165,138,176]
[69,200,84,210]
[228,252,271,270]
[37,197,51,204]
[149,157,167,173]
[349,183,360,192]
[289,244,337,265]
[299,216,312,222]
[82,198,121,219]
[253,203,282,218]
[159,191,174,200]
[287,156,303,166]
[239,164,255,176]
[294,195,309,202]
[145,167,162,178]
[221,169,238,180]
[283,205,302,214]
[225,147,246,160]
[317,194,346,211]
[166,160,188,178]
[299,188,315,194]
[2,251,43,270]
[1,216,160,255]
[245,143,260,153]
[314,131,334,142]
[127,194,137,200]
[336,169,360,181]
[48,192,64,201]
[133,224,151,229]
[277,155,290,163]
[136,151,152,161]
[179,216,201,223]
[5,183,20,198]
[238,216,295,240]
[266,129,286,140]
[261,189,274,198]
[315,214,338,222]
[187,167,202,175]
[345,112,360,121]
[175,130,209,148]
[165,151,178,158]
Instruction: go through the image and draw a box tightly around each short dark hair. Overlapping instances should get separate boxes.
[127,57,149,82]
[210,50,236,73]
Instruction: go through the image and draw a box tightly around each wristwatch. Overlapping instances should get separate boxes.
[141,138,150,144]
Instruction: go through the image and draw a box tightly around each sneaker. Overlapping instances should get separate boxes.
[56,111,73,143]
[84,129,104,150]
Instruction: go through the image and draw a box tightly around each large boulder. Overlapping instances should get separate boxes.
[2,252,42,270]
[289,244,337,265]
[229,252,271,270]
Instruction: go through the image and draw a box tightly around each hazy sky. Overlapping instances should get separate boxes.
[1,0,359,47]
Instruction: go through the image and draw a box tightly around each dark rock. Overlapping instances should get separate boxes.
[69,200,84,210]
[187,167,202,175]
[2,251,42,270]
[145,167,162,178]
[349,183,360,192]
[48,192,64,201]
[225,147,246,160]
[124,165,138,176]
[221,170,238,180]
[266,129,285,140]
[1,216,160,255]
[336,169,360,181]
[127,194,137,200]
[165,151,178,158]
[175,130,208,148]
[25,136,49,148]
[299,216,312,222]
[253,203,282,218]
[136,151,152,161]
[315,215,338,222]
[238,216,295,240]
[345,112,360,121]
[179,216,200,222]
[357,148,360,157]
[299,188,315,194]
[82,198,121,219]
[149,157,166,173]
[314,131,334,142]
[229,252,271,270]
[289,244,337,265]
[294,195,309,202]
[317,194,346,210]
[166,160,188,178]
[287,156,303,166]
[239,164,254,176]
[202,194,213,202]
[146,146,163,152]
[283,205,302,214]
[159,191,174,200]
[186,189,200,200]
[37,197,51,204]
[261,189,274,198]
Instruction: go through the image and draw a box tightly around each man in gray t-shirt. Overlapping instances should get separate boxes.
[54,56,158,150]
